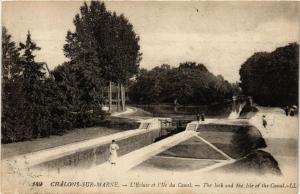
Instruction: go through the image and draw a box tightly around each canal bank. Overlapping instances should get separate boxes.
[2,104,297,194]
[248,106,298,178]
[1,107,140,159]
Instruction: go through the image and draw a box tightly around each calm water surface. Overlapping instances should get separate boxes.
[136,101,243,120]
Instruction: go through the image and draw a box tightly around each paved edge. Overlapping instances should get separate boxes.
[88,131,197,174]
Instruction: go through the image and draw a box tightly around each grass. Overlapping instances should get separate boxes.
[1,126,124,159]
[2,107,144,159]
[1,106,148,159]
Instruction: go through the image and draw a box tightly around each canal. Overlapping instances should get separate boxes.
[131,101,281,175]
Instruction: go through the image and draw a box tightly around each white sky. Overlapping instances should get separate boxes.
[3,1,299,82]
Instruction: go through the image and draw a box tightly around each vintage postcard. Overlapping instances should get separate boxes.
[1,1,299,194]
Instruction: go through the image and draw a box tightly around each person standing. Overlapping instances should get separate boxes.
[284,106,289,116]
[196,113,200,122]
[262,115,267,128]
[109,140,119,165]
[201,113,205,121]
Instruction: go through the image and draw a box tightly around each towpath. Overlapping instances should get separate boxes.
[248,106,298,177]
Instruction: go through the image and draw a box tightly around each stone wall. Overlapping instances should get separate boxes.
[36,129,161,170]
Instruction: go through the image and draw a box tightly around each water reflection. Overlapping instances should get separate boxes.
[228,100,243,119]
[137,100,244,119]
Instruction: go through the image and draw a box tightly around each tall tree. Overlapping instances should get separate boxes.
[1,27,23,142]
[63,1,141,112]
[19,31,50,138]
[2,27,21,80]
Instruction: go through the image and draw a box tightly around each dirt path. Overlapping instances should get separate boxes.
[112,106,153,121]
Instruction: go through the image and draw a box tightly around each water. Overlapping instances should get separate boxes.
[136,100,244,120]
[133,124,281,175]
[132,101,281,175]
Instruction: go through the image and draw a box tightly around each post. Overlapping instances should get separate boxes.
[109,81,112,113]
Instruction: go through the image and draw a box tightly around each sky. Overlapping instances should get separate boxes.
[2,1,299,82]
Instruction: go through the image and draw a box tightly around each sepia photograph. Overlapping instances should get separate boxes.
[1,1,299,193]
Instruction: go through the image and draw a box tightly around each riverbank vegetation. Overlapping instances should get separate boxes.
[240,43,299,106]
[128,62,239,105]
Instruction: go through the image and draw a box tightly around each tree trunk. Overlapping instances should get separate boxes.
[109,81,112,113]
[121,83,126,111]
[117,82,121,112]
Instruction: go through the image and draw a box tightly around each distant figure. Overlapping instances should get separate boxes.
[196,113,200,122]
[290,105,297,117]
[201,113,205,121]
[284,106,289,116]
[262,115,267,128]
[290,109,295,116]
[109,140,119,165]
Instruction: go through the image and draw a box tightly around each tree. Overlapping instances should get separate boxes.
[1,27,23,142]
[63,1,141,112]
[2,30,53,142]
[239,43,299,106]
[18,31,51,139]
[2,27,22,81]
[2,26,111,142]
[128,62,234,105]
[42,76,73,135]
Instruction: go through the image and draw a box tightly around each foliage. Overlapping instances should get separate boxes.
[2,27,23,142]
[128,62,234,105]
[2,2,141,143]
[61,1,142,125]
[239,43,299,106]
[52,61,109,128]
[63,1,141,84]
[2,30,51,142]
[42,78,73,135]
[19,31,52,139]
